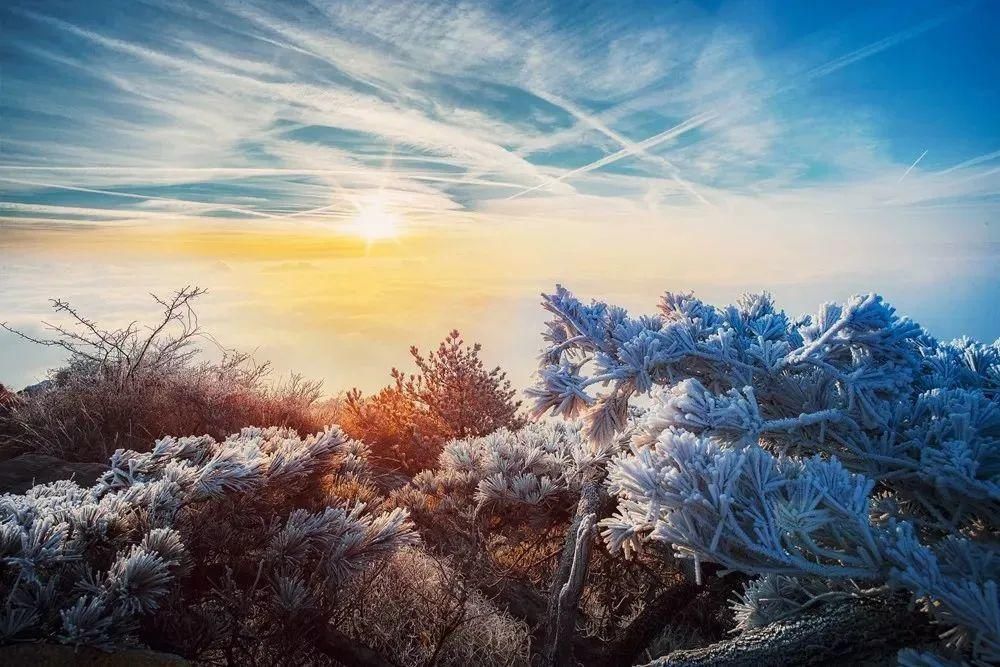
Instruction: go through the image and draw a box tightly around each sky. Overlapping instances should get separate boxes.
[1,0,998,394]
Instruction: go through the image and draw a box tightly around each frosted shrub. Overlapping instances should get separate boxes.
[394,419,698,666]
[531,286,998,665]
[393,421,616,556]
[387,424,564,563]
[0,426,416,663]
[444,421,614,508]
[394,422,585,514]
[342,547,531,666]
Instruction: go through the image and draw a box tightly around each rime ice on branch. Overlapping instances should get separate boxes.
[0,426,416,660]
[530,286,999,665]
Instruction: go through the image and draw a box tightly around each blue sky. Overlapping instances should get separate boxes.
[2,0,998,211]
[0,0,998,390]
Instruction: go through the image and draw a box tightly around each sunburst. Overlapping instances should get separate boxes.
[350,198,400,243]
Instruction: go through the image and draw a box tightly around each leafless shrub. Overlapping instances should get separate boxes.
[342,547,531,666]
[0,288,332,461]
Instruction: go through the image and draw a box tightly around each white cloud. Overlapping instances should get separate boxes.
[0,0,995,237]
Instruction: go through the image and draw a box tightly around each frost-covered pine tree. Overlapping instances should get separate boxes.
[529,286,998,666]
[0,426,416,664]
[395,413,695,666]
[391,420,615,590]
[398,422,614,513]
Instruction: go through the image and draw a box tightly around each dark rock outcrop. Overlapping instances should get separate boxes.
[0,644,188,666]
[0,453,107,494]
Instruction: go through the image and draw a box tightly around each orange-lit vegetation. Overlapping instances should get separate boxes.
[2,286,996,666]
[340,330,524,474]
[0,293,521,474]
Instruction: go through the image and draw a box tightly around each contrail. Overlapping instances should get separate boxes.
[796,12,952,85]
[936,148,1000,175]
[506,111,717,201]
[0,177,279,218]
[506,8,965,201]
[0,201,189,219]
[533,91,713,206]
[0,166,527,190]
[899,150,928,182]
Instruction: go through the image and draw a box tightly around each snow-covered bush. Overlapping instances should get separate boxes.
[388,422,593,571]
[531,286,999,665]
[393,422,599,521]
[392,421,617,562]
[0,426,416,663]
[448,421,613,508]
[393,420,704,665]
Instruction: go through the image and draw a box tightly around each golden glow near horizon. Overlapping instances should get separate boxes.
[2,0,998,404]
[3,214,992,400]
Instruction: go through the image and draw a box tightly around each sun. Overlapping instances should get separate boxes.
[350,198,400,243]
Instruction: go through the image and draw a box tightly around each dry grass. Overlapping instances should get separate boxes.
[342,547,531,666]
[0,366,340,462]
[0,288,343,462]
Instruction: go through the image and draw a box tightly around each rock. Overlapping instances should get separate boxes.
[19,379,55,397]
[0,643,188,666]
[0,454,107,494]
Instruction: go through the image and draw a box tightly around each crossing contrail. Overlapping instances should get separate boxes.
[899,150,928,182]
[505,8,965,202]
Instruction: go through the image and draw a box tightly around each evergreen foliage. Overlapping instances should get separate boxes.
[0,426,416,662]
[342,330,523,473]
[531,286,999,665]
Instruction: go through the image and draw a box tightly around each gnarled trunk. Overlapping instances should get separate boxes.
[642,592,938,667]
[541,480,605,666]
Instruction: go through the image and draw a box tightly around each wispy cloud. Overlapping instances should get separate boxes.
[1,0,998,396]
[0,176,281,218]
[937,149,1000,175]
[0,0,996,230]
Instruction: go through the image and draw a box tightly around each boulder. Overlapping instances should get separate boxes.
[19,379,55,397]
[0,454,107,494]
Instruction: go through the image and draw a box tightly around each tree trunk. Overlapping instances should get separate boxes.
[314,625,397,667]
[542,480,604,666]
[641,592,938,667]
